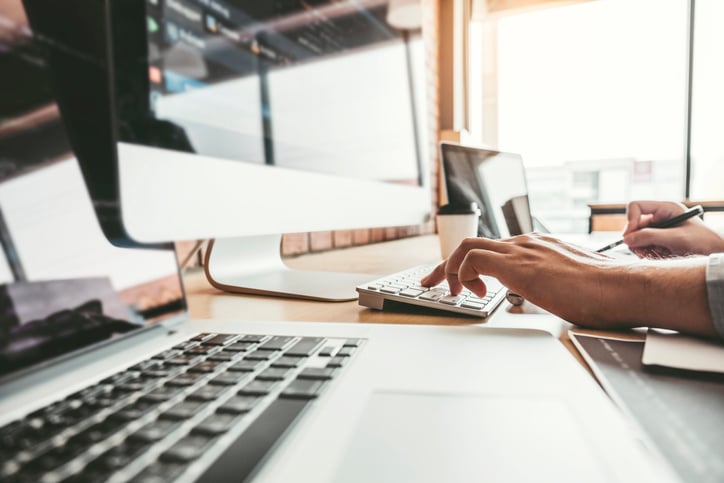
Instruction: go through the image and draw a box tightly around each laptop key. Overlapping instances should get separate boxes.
[223,342,255,352]
[257,336,295,351]
[130,461,186,483]
[227,360,264,372]
[197,399,309,482]
[161,401,207,421]
[129,419,181,443]
[238,380,277,396]
[270,356,304,368]
[280,379,326,400]
[256,368,291,381]
[142,386,184,402]
[326,357,347,368]
[200,334,240,346]
[187,385,229,401]
[284,337,324,357]
[297,367,337,380]
[192,413,241,436]
[187,361,222,373]
[217,396,260,415]
[209,372,249,386]
[162,435,216,462]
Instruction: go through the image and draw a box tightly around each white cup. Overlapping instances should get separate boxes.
[436,203,481,259]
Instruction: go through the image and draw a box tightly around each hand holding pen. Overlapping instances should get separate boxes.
[596,204,704,253]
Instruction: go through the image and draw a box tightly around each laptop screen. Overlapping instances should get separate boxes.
[0,0,185,381]
[440,143,533,239]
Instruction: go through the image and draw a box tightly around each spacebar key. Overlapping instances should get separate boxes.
[197,398,309,482]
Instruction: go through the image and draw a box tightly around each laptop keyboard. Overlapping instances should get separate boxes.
[357,263,507,317]
[0,333,362,483]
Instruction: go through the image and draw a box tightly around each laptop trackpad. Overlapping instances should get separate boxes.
[334,391,607,483]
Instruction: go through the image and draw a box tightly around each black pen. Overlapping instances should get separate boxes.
[595,204,704,253]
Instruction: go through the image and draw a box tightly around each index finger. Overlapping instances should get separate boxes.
[443,237,511,294]
[624,201,683,235]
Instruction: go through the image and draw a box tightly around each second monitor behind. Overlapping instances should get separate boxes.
[440,142,533,239]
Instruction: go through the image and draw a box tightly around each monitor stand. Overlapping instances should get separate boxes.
[203,235,378,302]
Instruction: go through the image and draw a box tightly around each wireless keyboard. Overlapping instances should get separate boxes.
[356,263,507,317]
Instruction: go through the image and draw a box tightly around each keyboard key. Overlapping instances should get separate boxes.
[166,373,204,387]
[130,461,186,483]
[257,336,295,352]
[109,401,157,422]
[335,347,355,357]
[192,413,241,436]
[400,288,424,297]
[129,419,181,443]
[207,352,239,362]
[165,354,203,366]
[217,396,260,415]
[142,386,184,403]
[326,357,347,368]
[240,335,267,343]
[461,301,484,310]
[270,357,303,368]
[161,401,207,421]
[224,342,255,352]
[238,380,277,396]
[419,291,444,301]
[201,334,240,346]
[186,345,221,356]
[162,435,216,462]
[440,294,466,305]
[297,367,337,380]
[228,360,264,372]
[209,372,249,386]
[244,351,273,361]
[256,368,291,381]
[197,399,309,482]
[280,379,325,400]
[94,440,150,470]
[284,337,324,357]
[187,384,230,401]
[343,339,362,347]
[188,361,223,373]
[191,333,216,342]
[318,346,336,357]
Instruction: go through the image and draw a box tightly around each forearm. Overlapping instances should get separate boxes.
[599,258,718,339]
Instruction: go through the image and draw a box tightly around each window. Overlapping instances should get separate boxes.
[472,0,691,232]
[690,0,724,201]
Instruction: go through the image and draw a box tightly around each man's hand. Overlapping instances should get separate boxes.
[420,234,635,328]
[623,200,724,257]
[420,233,717,338]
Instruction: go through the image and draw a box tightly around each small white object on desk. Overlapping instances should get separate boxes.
[642,329,724,374]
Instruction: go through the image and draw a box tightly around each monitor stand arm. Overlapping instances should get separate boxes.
[203,235,377,302]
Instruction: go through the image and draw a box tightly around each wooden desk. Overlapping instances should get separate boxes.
[184,234,587,368]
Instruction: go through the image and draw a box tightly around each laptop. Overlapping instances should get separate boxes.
[440,142,536,239]
[439,142,632,253]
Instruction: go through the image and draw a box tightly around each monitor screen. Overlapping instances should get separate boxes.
[111,0,431,243]
[0,1,185,381]
[441,143,533,239]
[20,0,432,301]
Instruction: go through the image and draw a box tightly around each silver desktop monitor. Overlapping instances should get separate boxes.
[27,0,432,301]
